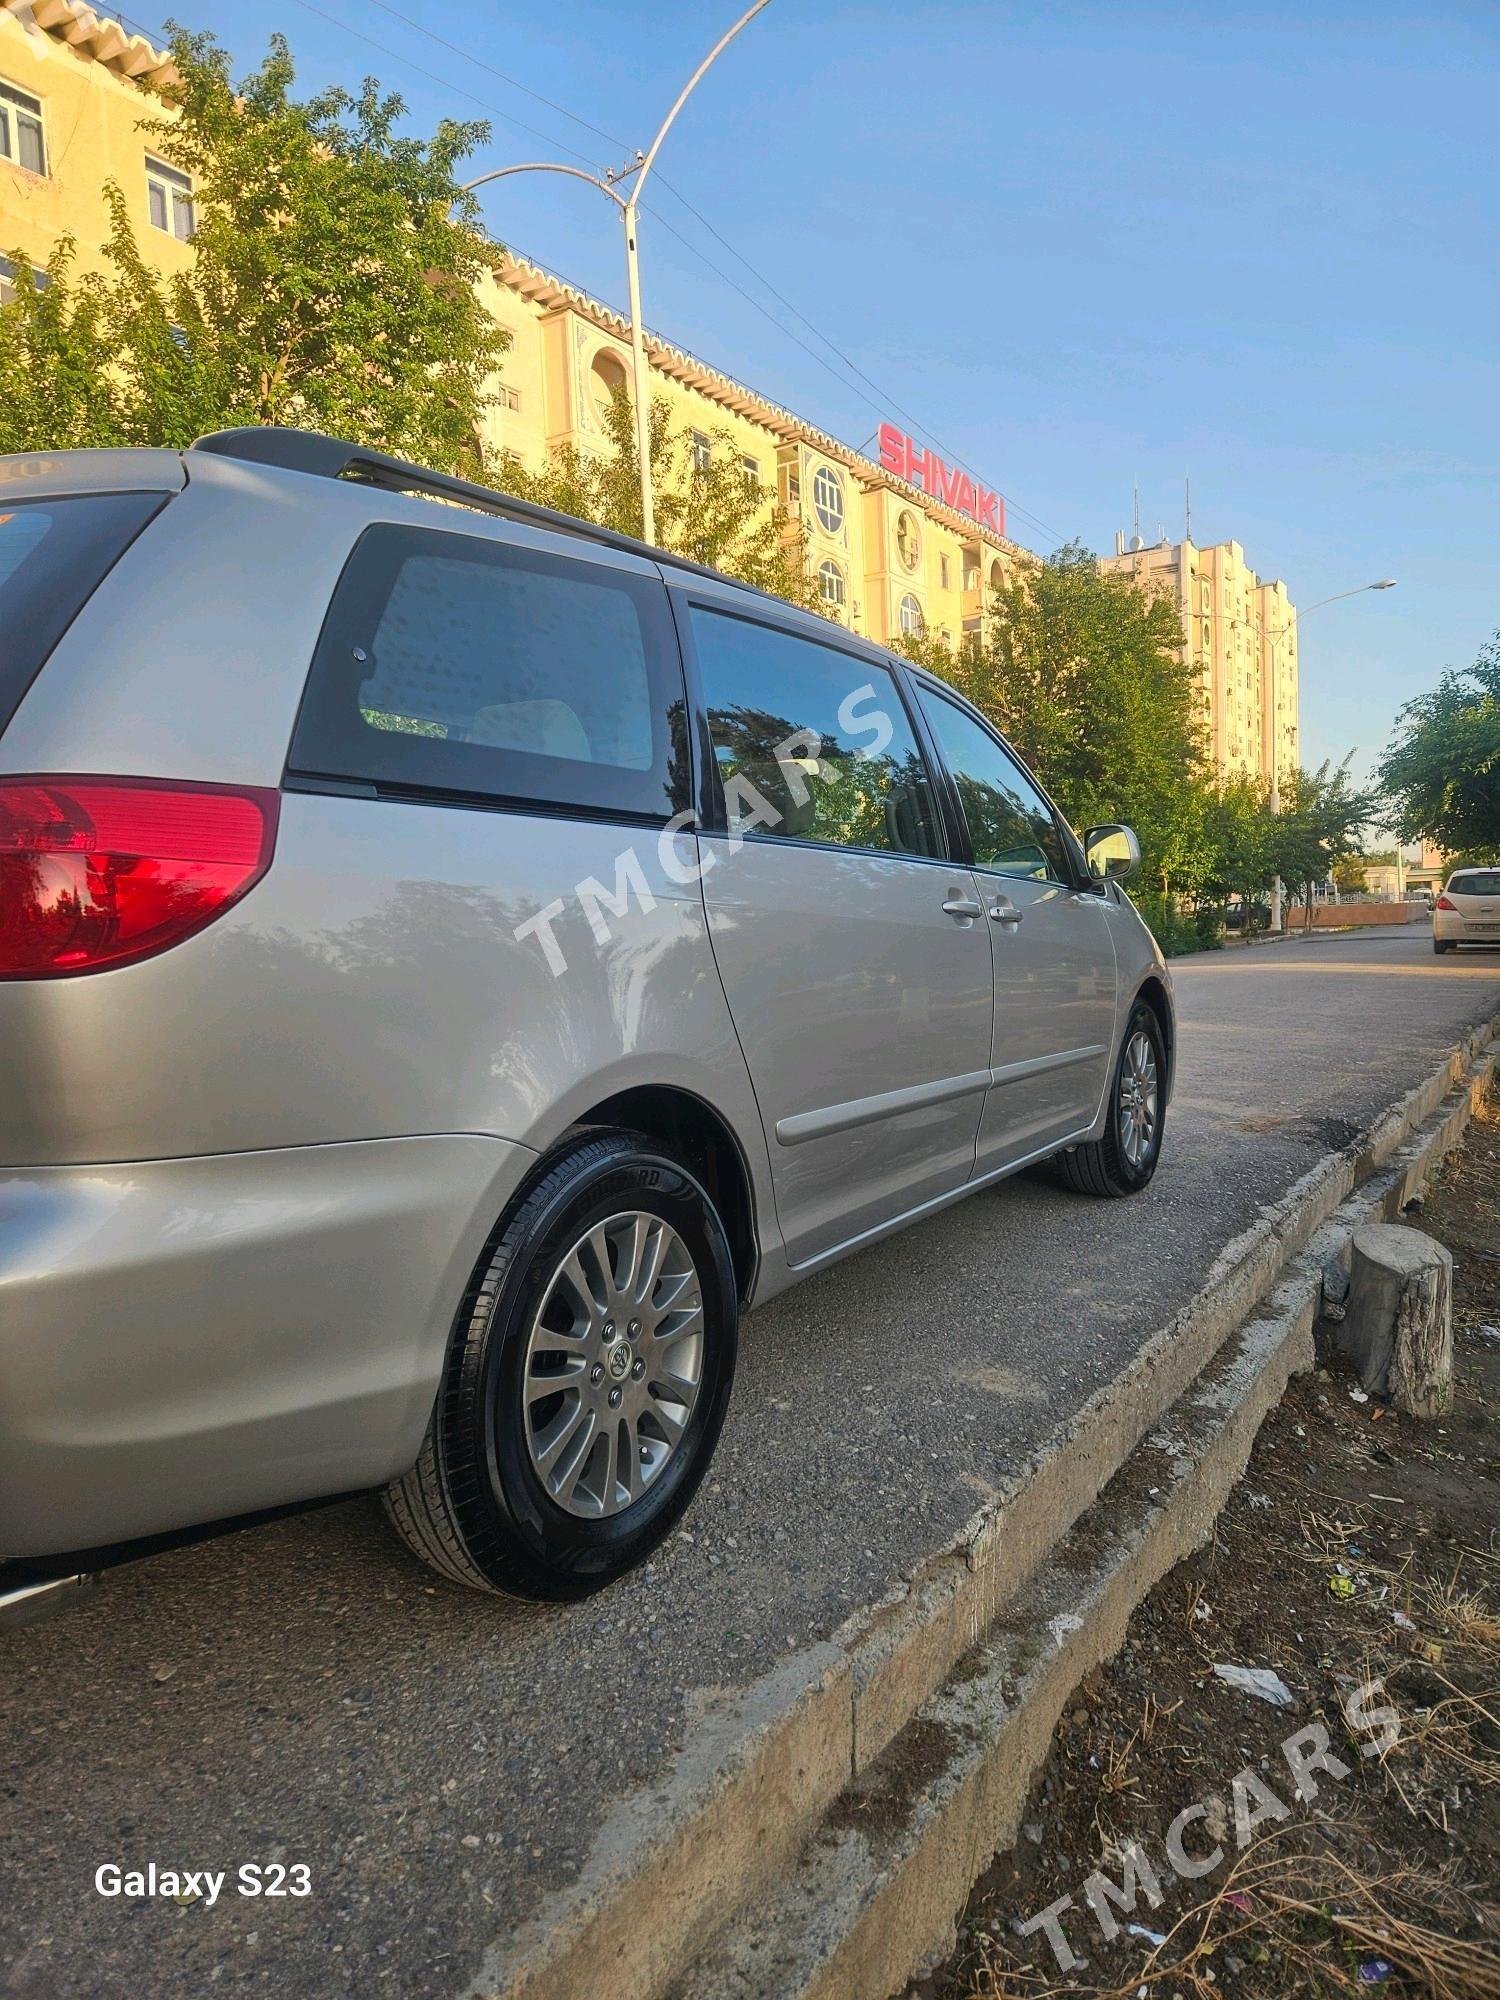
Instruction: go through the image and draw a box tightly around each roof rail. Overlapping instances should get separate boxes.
[188,426,775,601]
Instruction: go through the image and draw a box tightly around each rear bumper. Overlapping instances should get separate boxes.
[1434,912,1500,944]
[0,1135,533,1558]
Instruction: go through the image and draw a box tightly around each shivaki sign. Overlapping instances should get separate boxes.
[877,423,1005,537]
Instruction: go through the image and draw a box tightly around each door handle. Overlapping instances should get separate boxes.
[988,898,1024,926]
[941,892,983,923]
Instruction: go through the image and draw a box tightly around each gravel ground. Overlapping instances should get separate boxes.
[2,926,1498,2000]
[922,1075,1500,2000]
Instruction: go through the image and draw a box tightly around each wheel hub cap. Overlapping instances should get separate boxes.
[522,1210,704,1520]
[1118,1030,1160,1169]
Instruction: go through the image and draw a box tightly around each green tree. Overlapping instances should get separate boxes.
[906,543,1208,894]
[1376,635,1500,860]
[502,388,820,608]
[1273,759,1378,925]
[0,241,127,450]
[1197,773,1279,914]
[0,30,506,467]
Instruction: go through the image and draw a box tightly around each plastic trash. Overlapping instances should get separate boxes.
[1212,1664,1296,1707]
[1128,1924,1168,1947]
[1329,1575,1357,1601]
[1359,1958,1395,1983]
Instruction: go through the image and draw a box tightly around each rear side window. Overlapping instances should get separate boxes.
[1450,872,1500,896]
[0,494,166,737]
[289,523,688,820]
[690,607,943,859]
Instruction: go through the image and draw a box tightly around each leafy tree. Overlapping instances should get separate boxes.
[1377,635,1500,860]
[0,30,506,467]
[0,241,127,450]
[1273,759,1378,925]
[502,387,820,608]
[1196,773,1279,914]
[1331,855,1369,893]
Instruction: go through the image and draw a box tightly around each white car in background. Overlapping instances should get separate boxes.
[1433,869,1500,953]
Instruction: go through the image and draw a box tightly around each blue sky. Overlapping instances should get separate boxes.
[119,0,1497,788]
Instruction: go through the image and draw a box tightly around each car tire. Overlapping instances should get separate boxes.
[1053,1001,1166,1198]
[383,1130,738,1601]
[1434,939,1454,955]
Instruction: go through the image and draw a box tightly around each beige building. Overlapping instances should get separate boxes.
[1101,534,1299,785]
[0,0,190,296]
[473,255,1025,650]
[0,0,1026,653]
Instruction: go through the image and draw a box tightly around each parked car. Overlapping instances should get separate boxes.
[0,429,1174,1607]
[1433,869,1500,953]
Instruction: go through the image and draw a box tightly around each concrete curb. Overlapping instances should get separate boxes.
[468,1013,1500,2000]
[672,1038,1498,2000]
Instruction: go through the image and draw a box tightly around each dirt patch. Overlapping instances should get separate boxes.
[911,1085,1500,2000]
[829,1718,968,1843]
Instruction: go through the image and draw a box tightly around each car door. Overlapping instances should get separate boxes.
[680,595,994,1268]
[911,679,1118,1173]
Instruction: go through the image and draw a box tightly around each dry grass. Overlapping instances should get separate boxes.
[964,1824,1500,2000]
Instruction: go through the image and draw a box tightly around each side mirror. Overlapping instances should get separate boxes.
[1084,823,1141,883]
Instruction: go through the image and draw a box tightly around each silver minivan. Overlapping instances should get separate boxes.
[0,429,1174,1603]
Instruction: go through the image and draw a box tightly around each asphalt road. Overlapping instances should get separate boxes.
[3,925,1498,2000]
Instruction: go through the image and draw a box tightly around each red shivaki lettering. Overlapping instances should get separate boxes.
[875,425,1005,538]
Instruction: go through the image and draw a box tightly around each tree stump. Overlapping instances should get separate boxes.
[1337,1223,1453,1416]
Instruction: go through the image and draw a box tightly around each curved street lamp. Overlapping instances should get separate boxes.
[461,1,773,546]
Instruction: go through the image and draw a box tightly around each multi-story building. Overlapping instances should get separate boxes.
[0,0,1025,652]
[1100,534,1299,785]
[0,0,189,298]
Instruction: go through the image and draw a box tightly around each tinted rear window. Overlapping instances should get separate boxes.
[289,522,688,820]
[1449,872,1500,896]
[0,493,165,737]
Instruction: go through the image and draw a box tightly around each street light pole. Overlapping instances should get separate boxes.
[461,0,772,547]
[1266,578,1396,932]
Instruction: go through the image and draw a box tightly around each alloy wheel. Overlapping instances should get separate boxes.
[521,1210,705,1519]
[1117,1030,1159,1170]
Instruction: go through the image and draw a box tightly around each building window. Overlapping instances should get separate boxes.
[899,592,924,638]
[588,347,629,425]
[740,454,760,488]
[989,558,1003,593]
[496,384,522,412]
[895,510,921,572]
[963,563,980,593]
[0,81,46,176]
[811,464,844,535]
[939,553,950,590]
[146,156,195,240]
[780,462,801,510]
[690,431,712,475]
[0,252,48,306]
[817,558,846,609]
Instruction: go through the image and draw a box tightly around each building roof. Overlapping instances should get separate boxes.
[495,250,1024,558]
[2,0,177,88]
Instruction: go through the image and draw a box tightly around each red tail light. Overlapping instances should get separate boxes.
[1435,895,1457,911]
[0,776,278,979]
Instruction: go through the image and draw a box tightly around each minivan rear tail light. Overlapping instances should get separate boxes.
[1435,895,1457,911]
[0,776,278,979]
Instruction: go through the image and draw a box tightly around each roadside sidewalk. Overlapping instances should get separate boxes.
[922,1082,1500,2000]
